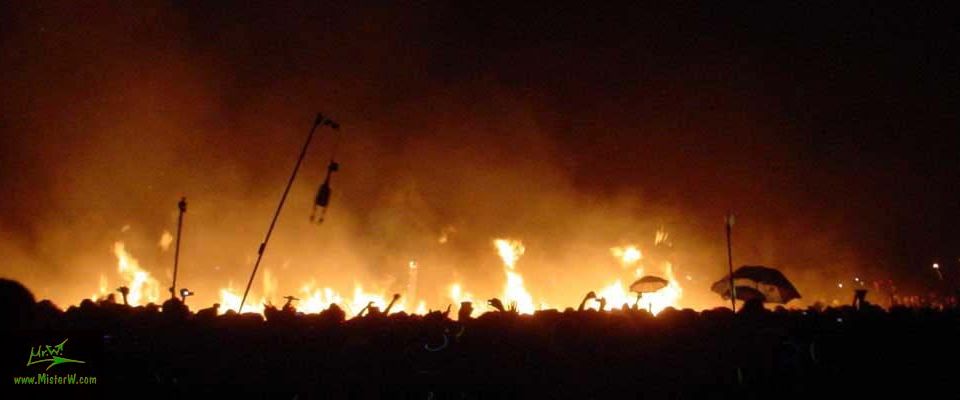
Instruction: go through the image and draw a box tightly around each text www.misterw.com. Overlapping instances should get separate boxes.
[13,373,97,384]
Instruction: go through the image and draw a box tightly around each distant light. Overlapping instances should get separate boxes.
[933,263,940,270]
[685,275,693,281]
[854,277,860,282]
[836,317,843,323]
[838,283,844,288]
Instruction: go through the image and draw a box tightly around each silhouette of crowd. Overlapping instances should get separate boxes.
[1,278,956,396]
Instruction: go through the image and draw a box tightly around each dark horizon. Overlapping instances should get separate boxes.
[1,2,958,308]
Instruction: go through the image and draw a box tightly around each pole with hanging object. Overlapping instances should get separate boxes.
[726,214,736,312]
[310,120,344,224]
[170,197,187,300]
[239,113,339,313]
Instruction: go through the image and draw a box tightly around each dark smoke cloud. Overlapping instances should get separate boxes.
[1,2,957,309]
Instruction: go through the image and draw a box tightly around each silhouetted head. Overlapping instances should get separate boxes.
[739,298,766,315]
[162,298,189,319]
[320,303,346,323]
[458,301,474,321]
[0,278,36,329]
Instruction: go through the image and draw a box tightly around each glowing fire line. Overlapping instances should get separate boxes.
[91,234,683,317]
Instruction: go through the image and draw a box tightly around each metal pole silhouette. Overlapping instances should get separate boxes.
[171,197,187,299]
[726,214,736,312]
[239,113,339,313]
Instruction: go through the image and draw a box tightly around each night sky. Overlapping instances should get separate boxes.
[1,2,958,306]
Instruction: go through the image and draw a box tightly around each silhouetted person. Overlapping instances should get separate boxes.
[98,293,117,305]
[117,286,130,306]
[282,296,299,313]
[487,298,506,313]
[197,303,219,320]
[853,289,869,310]
[34,299,62,321]
[739,297,765,316]
[162,297,189,319]
[458,301,474,321]
[358,302,384,317]
[318,303,346,323]
[578,291,597,312]
[0,278,36,330]
[384,293,401,314]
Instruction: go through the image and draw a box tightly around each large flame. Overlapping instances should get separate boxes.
[299,281,343,314]
[494,238,535,314]
[596,261,682,315]
[112,241,160,306]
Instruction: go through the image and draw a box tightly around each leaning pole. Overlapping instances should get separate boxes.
[171,197,187,299]
[726,214,736,312]
[239,113,340,313]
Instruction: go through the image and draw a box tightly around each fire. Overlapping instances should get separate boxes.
[450,282,485,316]
[216,270,279,315]
[218,270,421,316]
[349,284,394,315]
[594,236,684,314]
[593,261,682,315]
[299,282,343,314]
[449,283,472,304]
[494,238,535,314]
[112,241,160,306]
[414,300,427,315]
[655,228,669,246]
[91,232,685,317]
[611,246,643,267]
[218,285,257,314]
[406,260,418,303]
[643,262,682,314]
[91,274,109,301]
[158,231,174,252]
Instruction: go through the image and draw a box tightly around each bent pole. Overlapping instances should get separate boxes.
[239,113,335,313]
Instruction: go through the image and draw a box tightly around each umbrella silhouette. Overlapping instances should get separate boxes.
[711,265,801,304]
[629,275,669,311]
[713,285,766,302]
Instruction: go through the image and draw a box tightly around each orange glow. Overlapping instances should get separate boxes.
[494,238,536,314]
[112,241,160,306]
[90,233,689,317]
[611,245,643,267]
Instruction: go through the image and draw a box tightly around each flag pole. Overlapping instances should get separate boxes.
[239,113,337,313]
[726,214,736,312]
[170,197,186,299]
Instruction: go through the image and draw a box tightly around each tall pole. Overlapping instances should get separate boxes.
[171,197,187,300]
[726,214,736,312]
[239,113,337,313]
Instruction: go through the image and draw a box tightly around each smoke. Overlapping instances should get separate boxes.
[2,2,955,311]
